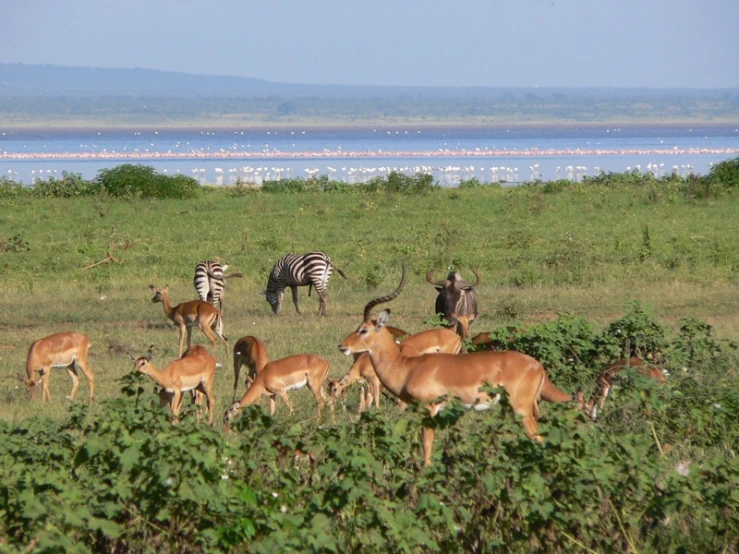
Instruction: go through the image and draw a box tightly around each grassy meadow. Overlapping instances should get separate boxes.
[1,173,739,552]
[1,181,738,422]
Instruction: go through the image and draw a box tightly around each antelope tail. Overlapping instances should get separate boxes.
[539,374,574,403]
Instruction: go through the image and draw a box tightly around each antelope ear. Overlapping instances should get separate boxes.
[149,285,156,290]
[129,353,137,361]
[376,309,391,330]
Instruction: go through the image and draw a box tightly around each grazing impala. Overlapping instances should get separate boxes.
[19,331,95,403]
[329,326,461,413]
[224,354,332,429]
[232,336,269,399]
[578,357,669,419]
[339,264,574,466]
[150,285,228,358]
[133,344,217,424]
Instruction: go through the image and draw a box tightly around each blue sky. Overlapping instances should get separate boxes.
[2,0,738,88]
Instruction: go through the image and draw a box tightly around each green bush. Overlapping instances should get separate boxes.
[705,156,739,188]
[95,164,199,199]
[32,172,97,198]
[0,176,24,198]
[1,311,737,552]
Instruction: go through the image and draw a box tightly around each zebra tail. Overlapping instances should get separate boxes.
[335,268,348,279]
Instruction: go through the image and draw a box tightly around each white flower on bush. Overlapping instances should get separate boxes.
[280,505,288,514]
[675,461,691,477]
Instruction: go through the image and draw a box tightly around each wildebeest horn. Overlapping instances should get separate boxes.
[454,268,481,289]
[425,267,447,287]
[363,263,407,322]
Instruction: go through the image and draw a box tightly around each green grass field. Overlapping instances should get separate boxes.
[2,176,738,552]
[1,182,737,422]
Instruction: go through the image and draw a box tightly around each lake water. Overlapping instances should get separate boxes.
[1,125,738,186]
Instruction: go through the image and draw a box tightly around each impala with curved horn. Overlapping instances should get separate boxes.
[339,264,574,466]
[426,267,480,338]
[328,325,461,413]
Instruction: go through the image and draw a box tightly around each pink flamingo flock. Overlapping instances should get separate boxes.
[2,146,738,162]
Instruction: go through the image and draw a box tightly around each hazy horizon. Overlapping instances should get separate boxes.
[3,0,738,89]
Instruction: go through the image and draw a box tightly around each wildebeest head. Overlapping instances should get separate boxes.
[426,267,481,336]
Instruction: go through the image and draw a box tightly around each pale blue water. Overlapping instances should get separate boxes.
[1,125,738,186]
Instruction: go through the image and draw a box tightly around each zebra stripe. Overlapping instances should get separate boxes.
[265,251,344,316]
[194,259,228,309]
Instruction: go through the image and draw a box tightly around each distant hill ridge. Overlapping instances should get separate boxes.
[2,62,735,99]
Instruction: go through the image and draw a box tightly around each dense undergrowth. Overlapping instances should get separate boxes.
[1,305,737,553]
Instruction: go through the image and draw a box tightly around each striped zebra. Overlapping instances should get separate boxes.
[193,257,243,312]
[265,251,346,316]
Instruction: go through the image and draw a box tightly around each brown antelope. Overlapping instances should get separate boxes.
[578,357,669,419]
[19,332,95,403]
[339,264,574,466]
[329,326,461,413]
[224,354,332,429]
[150,285,228,358]
[133,344,218,424]
[232,336,269,399]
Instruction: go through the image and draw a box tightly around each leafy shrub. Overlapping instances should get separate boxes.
[360,171,438,194]
[0,176,24,198]
[704,156,739,188]
[262,175,350,193]
[601,300,667,360]
[95,164,199,199]
[32,172,97,197]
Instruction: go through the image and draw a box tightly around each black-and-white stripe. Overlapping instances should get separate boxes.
[194,259,227,309]
[265,251,345,316]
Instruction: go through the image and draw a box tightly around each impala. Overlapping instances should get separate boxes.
[329,326,461,413]
[132,344,217,424]
[338,264,575,466]
[19,331,95,403]
[578,357,669,419]
[150,285,228,358]
[232,335,269,399]
[224,354,332,429]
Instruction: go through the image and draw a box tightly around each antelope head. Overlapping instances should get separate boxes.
[17,372,38,398]
[339,264,406,357]
[149,285,168,304]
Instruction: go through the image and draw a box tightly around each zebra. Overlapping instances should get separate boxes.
[265,251,346,316]
[193,258,243,334]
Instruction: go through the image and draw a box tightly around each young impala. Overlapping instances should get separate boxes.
[578,357,669,419]
[150,285,228,358]
[232,335,269,399]
[338,264,575,466]
[19,331,95,403]
[329,326,461,413]
[224,354,332,430]
[133,344,218,424]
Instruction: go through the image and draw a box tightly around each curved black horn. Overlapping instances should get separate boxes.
[455,268,481,289]
[363,263,407,322]
[425,267,447,287]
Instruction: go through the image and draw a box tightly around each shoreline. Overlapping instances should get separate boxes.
[2,120,739,134]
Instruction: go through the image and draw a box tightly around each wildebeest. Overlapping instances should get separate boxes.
[426,267,481,338]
